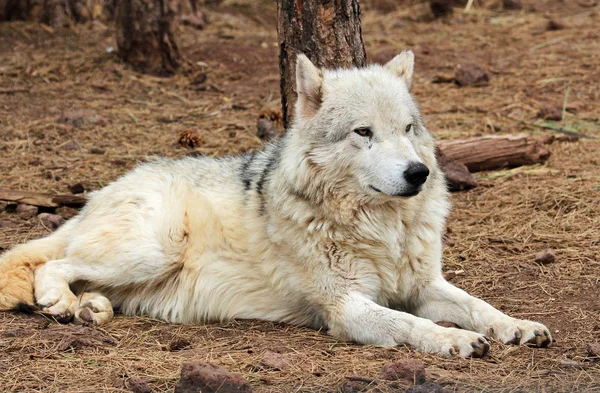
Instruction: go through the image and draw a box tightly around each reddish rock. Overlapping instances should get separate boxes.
[56,206,79,220]
[340,380,371,393]
[38,213,65,230]
[175,362,251,393]
[454,64,490,87]
[259,350,292,371]
[124,376,152,393]
[70,183,85,194]
[381,359,426,384]
[502,0,522,10]
[169,338,192,352]
[62,140,82,151]
[58,109,107,128]
[441,161,477,192]
[535,249,556,265]
[90,147,106,155]
[546,19,566,31]
[429,0,466,18]
[537,104,562,121]
[586,343,600,357]
[15,204,38,219]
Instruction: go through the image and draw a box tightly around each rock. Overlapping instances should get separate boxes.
[454,64,490,87]
[58,109,107,128]
[537,104,562,121]
[124,377,152,393]
[62,140,82,151]
[535,249,556,265]
[169,338,192,352]
[90,147,106,155]
[502,0,522,10]
[175,362,252,393]
[70,183,85,194]
[340,380,371,393]
[406,381,447,393]
[546,19,566,31]
[586,343,600,357]
[441,161,477,192]
[381,359,426,384]
[56,206,80,220]
[191,72,207,85]
[259,350,292,371]
[429,0,466,18]
[178,129,202,149]
[38,213,65,230]
[15,204,38,219]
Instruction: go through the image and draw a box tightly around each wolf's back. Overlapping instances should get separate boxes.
[0,221,72,310]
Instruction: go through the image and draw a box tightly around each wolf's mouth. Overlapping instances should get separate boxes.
[369,185,420,198]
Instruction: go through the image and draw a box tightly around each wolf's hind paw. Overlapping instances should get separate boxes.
[73,295,114,326]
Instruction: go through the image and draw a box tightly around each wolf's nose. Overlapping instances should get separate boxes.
[404,163,429,186]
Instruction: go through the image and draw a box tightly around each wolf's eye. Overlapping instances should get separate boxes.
[405,124,413,133]
[354,127,372,138]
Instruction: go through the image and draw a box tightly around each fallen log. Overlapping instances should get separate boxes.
[0,188,86,208]
[437,134,550,172]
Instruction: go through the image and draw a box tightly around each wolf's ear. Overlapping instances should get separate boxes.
[384,50,414,89]
[295,54,323,120]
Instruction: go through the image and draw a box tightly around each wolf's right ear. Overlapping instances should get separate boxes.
[295,54,323,120]
[384,50,414,89]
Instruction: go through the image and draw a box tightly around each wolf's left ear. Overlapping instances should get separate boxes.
[384,50,414,89]
[295,54,323,120]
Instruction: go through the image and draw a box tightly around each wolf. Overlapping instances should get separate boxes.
[0,52,552,357]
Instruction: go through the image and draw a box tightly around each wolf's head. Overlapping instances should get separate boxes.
[288,51,438,201]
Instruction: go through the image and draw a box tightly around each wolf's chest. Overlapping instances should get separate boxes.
[352,214,442,305]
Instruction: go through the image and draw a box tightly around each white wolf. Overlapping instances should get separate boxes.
[0,52,551,357]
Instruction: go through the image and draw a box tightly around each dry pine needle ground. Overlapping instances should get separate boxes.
[1,0,600,391]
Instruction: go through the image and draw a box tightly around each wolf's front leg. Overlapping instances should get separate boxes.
[413,278,552,347]
[328,292,490,357]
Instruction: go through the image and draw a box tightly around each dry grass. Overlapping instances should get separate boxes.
[1,0,600,391]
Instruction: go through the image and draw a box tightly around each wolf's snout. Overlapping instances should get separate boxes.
[404,163,429,186]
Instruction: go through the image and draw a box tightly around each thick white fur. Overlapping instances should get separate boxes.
[3,52,552,357]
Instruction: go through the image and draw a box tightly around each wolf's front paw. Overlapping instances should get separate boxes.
[420,327,491,358]
[487,318,552,347]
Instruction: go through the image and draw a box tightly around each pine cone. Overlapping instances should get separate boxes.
[178,129,202,149]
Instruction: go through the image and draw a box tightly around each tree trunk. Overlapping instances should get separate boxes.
[277,0,367,128]
[0,0,113,27]
[115,0,181,76]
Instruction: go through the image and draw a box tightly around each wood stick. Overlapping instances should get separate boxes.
[437,134,551,172]
[0,188,86,208]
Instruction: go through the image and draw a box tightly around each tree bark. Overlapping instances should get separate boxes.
[437,134,551,172]
[0,0,113,27]
[277,0,367,128]
[115,0,181,76]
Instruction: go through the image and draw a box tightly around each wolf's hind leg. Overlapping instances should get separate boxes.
[34,258,81,322]
[73,292,114,326]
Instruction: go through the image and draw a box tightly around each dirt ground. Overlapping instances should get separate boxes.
[1,0,600,392]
